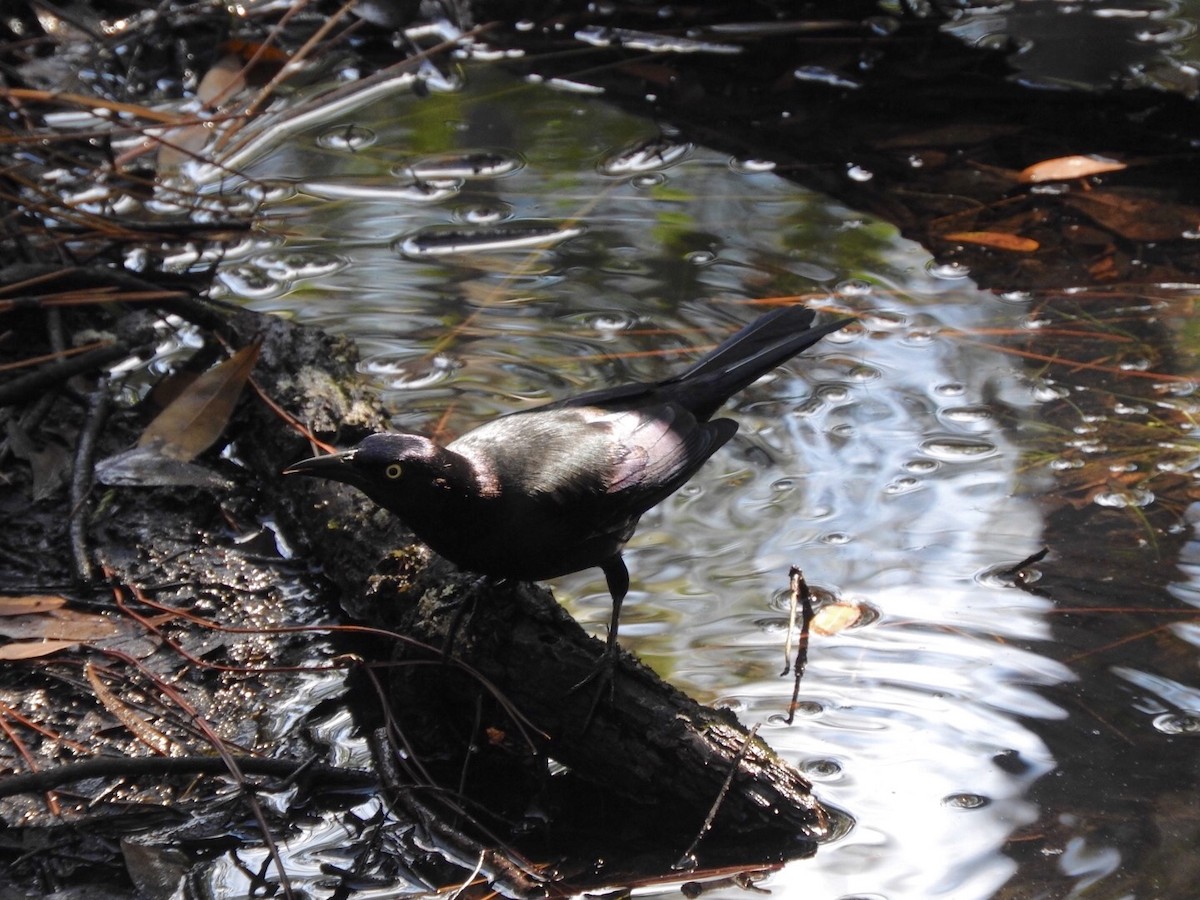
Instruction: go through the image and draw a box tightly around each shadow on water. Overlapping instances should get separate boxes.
[177,47,1200,897]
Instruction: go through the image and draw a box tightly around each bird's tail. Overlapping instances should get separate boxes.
[660,307,852,420]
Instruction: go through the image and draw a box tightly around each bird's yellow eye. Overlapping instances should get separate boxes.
[385,463,403,480]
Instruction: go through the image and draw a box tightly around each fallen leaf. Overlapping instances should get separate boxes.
[0,595,67,616]
[812,602,864,636]
[0,608,120,641]
[147,363,206,412]
[96,444,236,489]
[196,53,247,108]
[138,340,261,462]
[485,727,507,745]
[155,122,217,173]
[122,839,190,898]
[0,639,79,660]
[1062,190,1200,242]
[943,231,1040,252]
[1019,154,1127,183]
[1087,253,1120,281]
[86,662,177,755]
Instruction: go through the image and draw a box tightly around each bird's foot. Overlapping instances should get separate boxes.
[439,576,488,661]
[567,645,619,731]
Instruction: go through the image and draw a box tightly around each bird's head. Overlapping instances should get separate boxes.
[283,432,449,515]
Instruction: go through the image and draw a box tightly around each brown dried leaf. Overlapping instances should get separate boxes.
[1062,190,1200,242]
[156,123,216,172]
[196,53,247,108]
[0,594,67,616]
[943,231,1040,252]
[0,608,120,641]
[1087,253,1120,282]
[0,639,79,660]
[1019,154,1127,183]
[138,340,261,461]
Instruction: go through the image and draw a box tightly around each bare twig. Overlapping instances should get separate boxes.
[0,87,191,125]
[0,753,374,799]
[0,708,61,815]
[0,341,139,407]
[784,566,815,725]
[675,722,761,870]
[1000,546,1049,581]
[69,380,109,582]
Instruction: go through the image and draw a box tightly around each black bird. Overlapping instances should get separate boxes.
[285,307,849,658]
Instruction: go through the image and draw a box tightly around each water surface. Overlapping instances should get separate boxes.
[195,60,1200,899]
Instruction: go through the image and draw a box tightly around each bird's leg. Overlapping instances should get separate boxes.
[600,555,630,660]
[440,574,489,661]
[600,561,628,667]
[569,556,630,724]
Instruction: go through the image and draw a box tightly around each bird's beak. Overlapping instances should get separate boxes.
[282,449,360,486]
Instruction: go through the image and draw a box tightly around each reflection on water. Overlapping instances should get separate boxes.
[193,62,1199,898]
[946,0,1200,94]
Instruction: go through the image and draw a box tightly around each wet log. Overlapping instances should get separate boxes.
[354,550,830,848]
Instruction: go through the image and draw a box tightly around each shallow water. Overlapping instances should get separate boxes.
[195,59,1200,899]
[946,0,1200,94]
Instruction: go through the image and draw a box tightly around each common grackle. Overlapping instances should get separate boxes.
[285,306,850,658]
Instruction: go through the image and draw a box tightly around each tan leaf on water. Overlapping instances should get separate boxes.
[138,340,261,461]
[943,231,1040,252]
[0,639,79,660]
[0,594,67,616]
[1018,154,1126,183]
[812,602,864,636]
